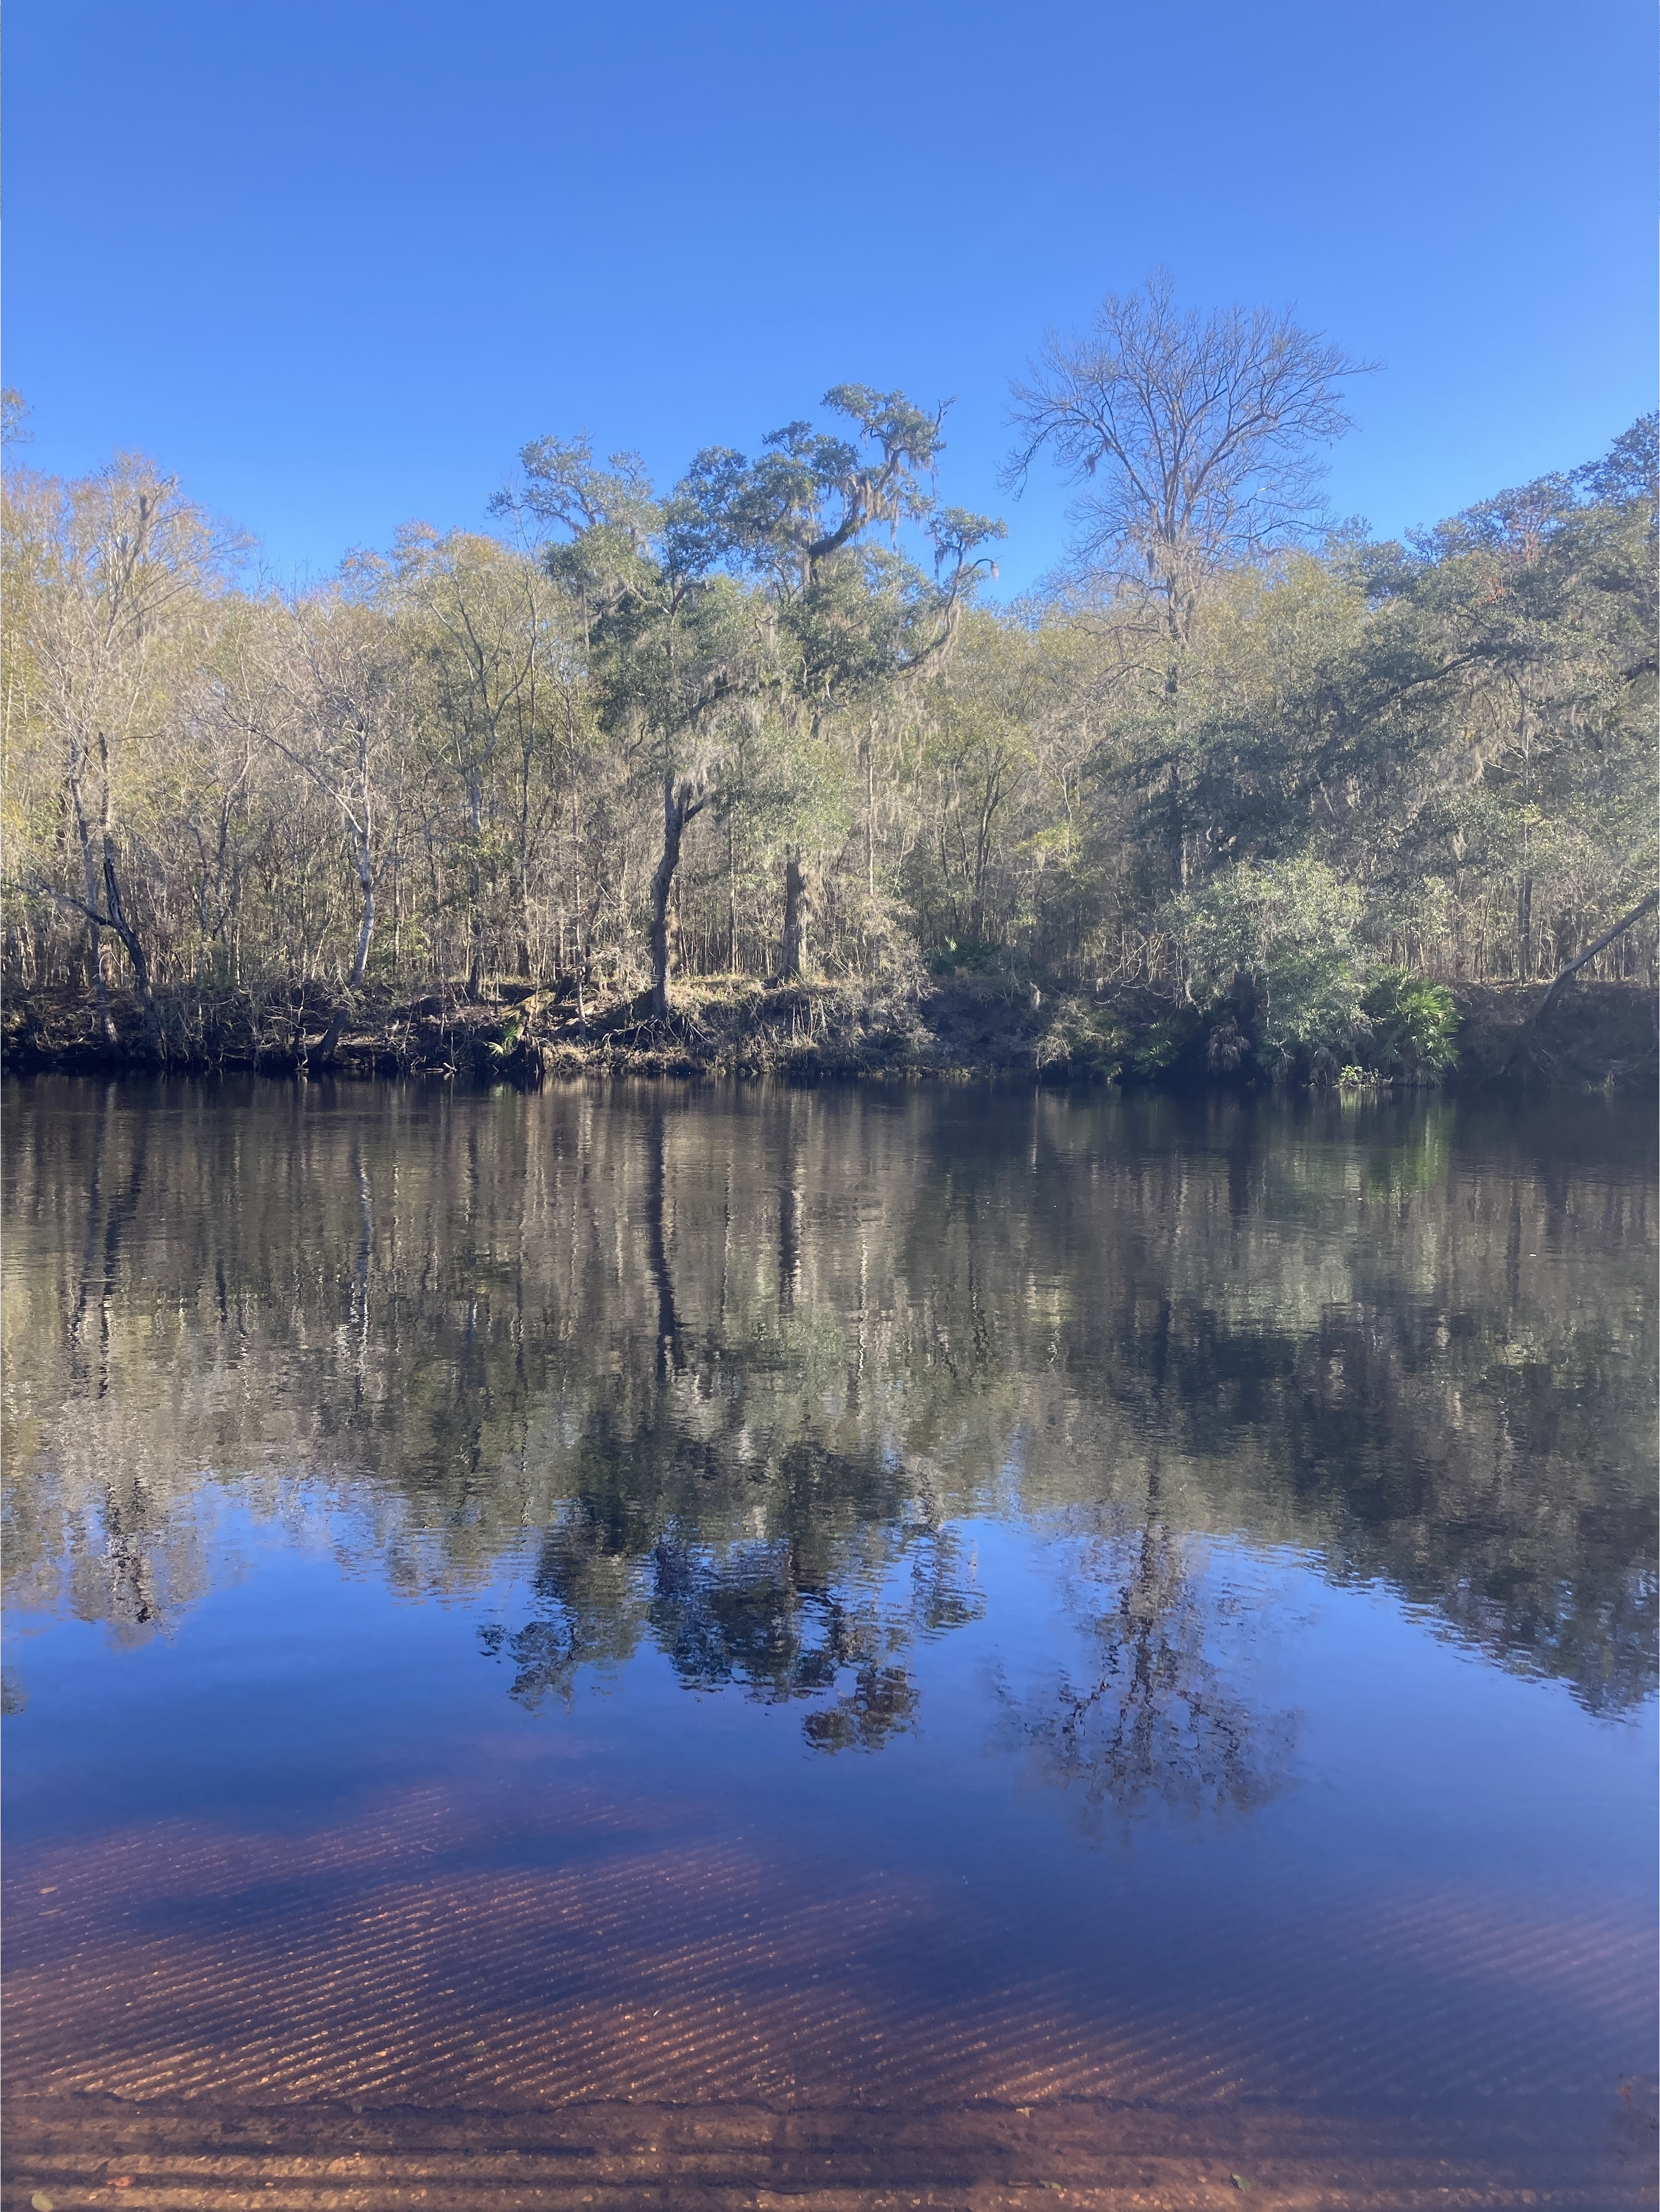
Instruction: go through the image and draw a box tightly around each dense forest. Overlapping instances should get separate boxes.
[3,281,1656,1084]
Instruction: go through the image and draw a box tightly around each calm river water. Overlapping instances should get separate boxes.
[3,1076,1655,2200]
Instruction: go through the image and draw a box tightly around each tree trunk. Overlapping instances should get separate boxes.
[310,1002,351,1069]
[562,774,590,1029]
[1165,762,1186,890]
[781,845,808,981]
[67,765,117,1041]
[865,722,878,900]
[100,842,154,1012]
[517,748,534,980]
[92,732,132,1024]
[348,835,375,989]
[648,776,704,1019]
[727,816,738,974]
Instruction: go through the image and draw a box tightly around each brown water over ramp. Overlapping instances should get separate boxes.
[5,1783,1655,2209]
[4,2089,1654,2211]
[4,1782,1651,2114]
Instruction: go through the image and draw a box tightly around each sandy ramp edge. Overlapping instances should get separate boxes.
[3,2086,1656,2212]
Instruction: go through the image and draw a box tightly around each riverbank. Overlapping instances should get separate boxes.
[3,973,1655,1091]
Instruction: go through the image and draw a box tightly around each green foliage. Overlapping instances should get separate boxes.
[1033,996,1129,1077]
[1263,948,1369,1062]
[1359,969,1459,1074]
[1165,859,1363,985]
[1165,860,1369,1060]
[1163,873,1464,1076]
[1132,1010,1202,1077]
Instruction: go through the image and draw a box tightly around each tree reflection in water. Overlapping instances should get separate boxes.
[1004,1495,1294,1819]
[480,1496,984,1751]
[3,1077,1653,1756]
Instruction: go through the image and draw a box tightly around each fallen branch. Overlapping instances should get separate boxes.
[1535,890,1658,1020]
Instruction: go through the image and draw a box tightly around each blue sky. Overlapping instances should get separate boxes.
[5,0,1654,594]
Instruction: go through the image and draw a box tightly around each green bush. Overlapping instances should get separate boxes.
[1260,946,1367,1061]
[1132,1011,1201,1077]
[1359,968,1459,1074]
[1035,997,1129,1077]
[1164,860,1369,1064]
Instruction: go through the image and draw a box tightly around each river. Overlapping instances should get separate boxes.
[3,1075,1655,2204]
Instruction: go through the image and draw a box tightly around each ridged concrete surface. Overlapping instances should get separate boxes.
[4,2089,1656,2211]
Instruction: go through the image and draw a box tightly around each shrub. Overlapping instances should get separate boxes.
[1034,997,1129,1077]
[1163,859,1367,1062]
[1132,1009,1202,1077]
[1359,968,1459,1074]
[1260,946,1367,1061]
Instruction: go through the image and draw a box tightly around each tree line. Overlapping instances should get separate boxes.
[3,278,1655,1074]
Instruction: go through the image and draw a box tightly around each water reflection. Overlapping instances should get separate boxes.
[1003,1504,1294,1820]
[3,1075,1654,1750]
[478,1505,984,1753]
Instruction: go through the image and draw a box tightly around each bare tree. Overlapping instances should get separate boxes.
[10,457,242,1029]
[232,593,414,1037]
[1006,272,1372,650]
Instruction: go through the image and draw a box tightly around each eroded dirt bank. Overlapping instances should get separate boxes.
[3,974,1655,1093]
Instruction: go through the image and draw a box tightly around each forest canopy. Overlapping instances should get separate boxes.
[3,282,1655,1081]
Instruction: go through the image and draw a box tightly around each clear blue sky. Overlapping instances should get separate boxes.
[5,0,1655,594]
